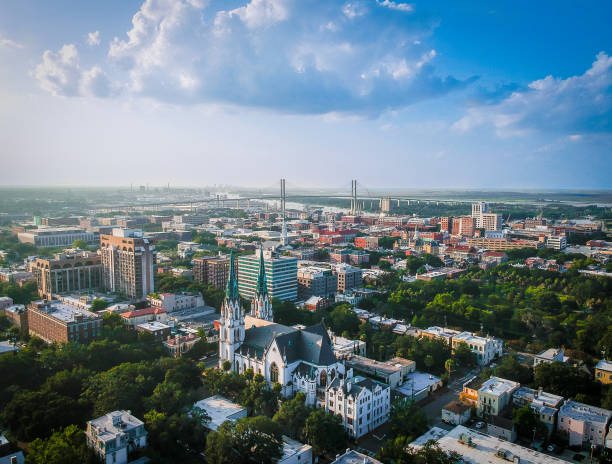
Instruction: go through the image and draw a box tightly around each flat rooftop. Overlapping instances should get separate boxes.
[193,395,246,431]
[596,359,612,372]
[88,411,144,443]
[0,341,19,354]
[411,425,571,464]
[346,355,401,377]
[479,377,519,396]
[395,371,441,397]
[281,435,311,460]
[331,449,382,464]
[137,321,171,331]
[32,301,99,323]
[559,400,612,424]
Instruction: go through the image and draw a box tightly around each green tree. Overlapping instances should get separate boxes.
[273,392,311,440]
[72,239,88,249]
[534,362,600,402]
[90,298,109,311]
[453,342,477,367]
[302,409,347,457]
[494,354,533,385]
[513,406,547,441]
[389,400,428,439]
[27,425,100,464]
[144,409,208,460]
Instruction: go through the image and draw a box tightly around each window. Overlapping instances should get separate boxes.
[320,370,327,387]
[270,363,279,383]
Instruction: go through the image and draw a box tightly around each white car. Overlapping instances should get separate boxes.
[475,421,485,429]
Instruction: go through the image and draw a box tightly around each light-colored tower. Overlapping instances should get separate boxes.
[218,251,245,369]
[251,247,273,321]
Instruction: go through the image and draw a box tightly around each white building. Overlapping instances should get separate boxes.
[534,348,568,367]
[547,234,567,250]
[147,292,204,313]
[330,332,366,359]
[451,332,503,366]
[331,449,382,464]
[411,425,571,464]
[192,395,247,431]
[18,227,97,248]
[326,374,390,439]
[477,377,520,418]
[86,411,147,464]
[279,436,312,464]
[220,252,344,405]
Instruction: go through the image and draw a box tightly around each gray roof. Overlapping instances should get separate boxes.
[238,321,337,366]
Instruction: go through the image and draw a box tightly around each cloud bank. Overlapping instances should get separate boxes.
[34,0,470,114]
[453,52,612,137]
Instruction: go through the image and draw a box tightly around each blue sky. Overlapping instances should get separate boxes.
[0,0,610,189]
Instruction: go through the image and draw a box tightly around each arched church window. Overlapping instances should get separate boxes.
[330,368,336,380]
[270,363,279,383]
[320,370,327,387]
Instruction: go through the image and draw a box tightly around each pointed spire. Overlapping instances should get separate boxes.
[225,250,239,300]
[256,246,268,297]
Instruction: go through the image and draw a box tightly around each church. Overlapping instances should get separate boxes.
[219,249,345,406]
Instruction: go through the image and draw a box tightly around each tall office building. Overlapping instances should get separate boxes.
[99,229,155,300]
[472,202,488,224]
[472,202,502,231]
[237,249,297,301]
[32,250,103,299]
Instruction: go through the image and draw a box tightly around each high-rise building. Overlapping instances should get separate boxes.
[472,202,487,224]
[480,213,502,231]
[99,228,155,300]
[451,216,475,236]
[380,196,394,213]
[31,250,103,299]
[440,217,453,232]
[238,249,297,301]
[193,255,230,289]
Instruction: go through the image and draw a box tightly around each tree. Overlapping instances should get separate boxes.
[494,354,533,385]
[72,239,88,250]
[205,416,284,464]
[90,298,109,311]
[144,409,208,460]
[389,400,428,440]
[513,406,547,441]
[378,438,461,464]
[302,409,347,457]
[445,359,456,376]
[27,425,100,464]
[453,342,477,367]
[273,392,311,440]
[534,362,600,402]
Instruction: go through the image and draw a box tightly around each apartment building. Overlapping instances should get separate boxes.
[17,227,97,248]
[99,228,155,300]
[547,234,567,250]
[330,333,367,358]
[466,237,543,251]
[238,249,297,301]
[147,292,204,313]
[86,411,147,464]
[557,400,612,447]
[451,217,475,236]
[120,307,168,326]
[326,374,391,439]
[451,332,503,366]
[354,236,379,250]
[31,250,102,299]
[0,296,12,310]
[297,266,337,299]
[27,300,102,344]
[477,376,520,418]
[333,264,362,293]
[2,304,27,330]
[513,386,563,436]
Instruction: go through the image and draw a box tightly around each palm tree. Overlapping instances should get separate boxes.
[445,358,456,376]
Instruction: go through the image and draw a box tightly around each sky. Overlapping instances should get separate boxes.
[0,0,611,190]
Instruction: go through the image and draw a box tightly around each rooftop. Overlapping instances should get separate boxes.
[478,377,520,396]
[559,400,612,424]
[136,321,171,332]
[0,341,19,355]
[331,449,382,464]
[536,348,563,360]
[192,395,246,431]
[88,411,144,444]
[281,435,312,461]
[120,307,167,318]
[31,300,99,323]
[595,359,612,372]
[345,355,401,377]
[411,425,571,464]
[395,371,441,397]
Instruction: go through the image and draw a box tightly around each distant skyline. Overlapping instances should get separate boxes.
[1,1,611,188]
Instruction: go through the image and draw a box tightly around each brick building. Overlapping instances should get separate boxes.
[27,300,102,343]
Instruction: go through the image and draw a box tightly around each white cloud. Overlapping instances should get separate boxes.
[229,0,289,29]
[34,44,115,97]
[37,0,466,114]
[87,30,101,46]
[342,2,367,19]
[453,52,612,137]
[0,33,23,49]
[377,0,413,12]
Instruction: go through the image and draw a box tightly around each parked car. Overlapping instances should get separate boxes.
[475,421,485,429]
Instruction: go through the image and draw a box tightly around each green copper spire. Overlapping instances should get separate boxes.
[256,246,268,297]
[225,250,239,300]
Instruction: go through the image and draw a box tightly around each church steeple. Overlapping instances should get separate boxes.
[256,246,268,297]
[226,250,239,301]
[251,246,273,321]
[219,250,244,369]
